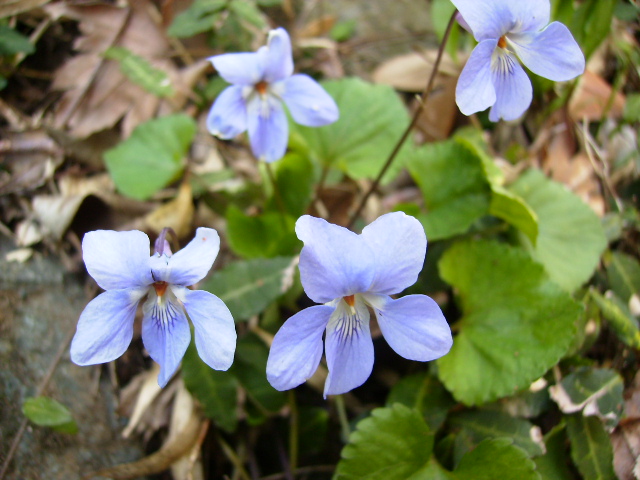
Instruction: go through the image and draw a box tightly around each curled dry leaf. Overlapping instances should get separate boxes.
[46,0,204,139]
[611,371,640,480]
[569,69,626,122]
[144,181,194,239]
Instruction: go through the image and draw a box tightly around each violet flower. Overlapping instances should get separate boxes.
[266,213,452,397]
[207,27,339,163]
[70,228,236,387]
[452,0,585,121]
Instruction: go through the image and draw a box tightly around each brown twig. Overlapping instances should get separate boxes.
[347,9,458,229]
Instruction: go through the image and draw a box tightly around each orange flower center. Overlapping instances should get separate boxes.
[153,281,168,297]
[498,36,507,49]
[344,295,355,307]
[255,81,268,95]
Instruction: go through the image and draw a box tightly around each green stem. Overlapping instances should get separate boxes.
[335,395,351,442]
[347,9,458,229]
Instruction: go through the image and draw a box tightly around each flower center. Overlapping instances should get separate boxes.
[255,80,268,96]
[498,36,507,49]
[153,281,168,297]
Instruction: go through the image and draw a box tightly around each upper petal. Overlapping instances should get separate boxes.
[159,228,220,287]
[489,50,533,121]
[324,298,374,397]
[266,305,333,391]
[207,85,248,139]
[450,0,514,40]
[508,22,585,82]
[279,75,339,127]
[368,294,452,362]
[70,288,144,365]
[181,289,236,371]
[246,96,289,162]
[456,39,498,116]
[141,293,191,388]
[209,52,265,85]
[361,212,426,295]
[296,215,375,304]
[508,0,550,34]
[83,230,153,290]
[263,28,294,83]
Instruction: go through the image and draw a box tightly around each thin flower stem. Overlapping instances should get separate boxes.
[288,390,299,474]
[217,434,252,480]
[334,394,351,442]
[347,9,458,229]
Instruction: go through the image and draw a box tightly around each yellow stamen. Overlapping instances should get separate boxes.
[153,281,168,297]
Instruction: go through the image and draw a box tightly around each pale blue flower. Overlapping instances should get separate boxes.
[266,212,452,397]
[70,228,236,387]
[452,0,585,121]
[207,27,339,163]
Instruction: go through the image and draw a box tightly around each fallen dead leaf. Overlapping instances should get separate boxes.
[144,181,194,239]
[569,69,626,122]
[612,371,640,480]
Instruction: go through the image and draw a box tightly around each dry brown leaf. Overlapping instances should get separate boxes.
[612,371,640,480]
[569,69,626,122]
[46,0,195,138]
[297,15,336,39]
[121,364,162,439]
[144,181,194,239]
[0,0,50,18]
[169,383,205,480]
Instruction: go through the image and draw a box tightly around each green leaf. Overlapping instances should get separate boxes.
[449,410,545,459]
[566,414,616,480]
[104,114,196,200]
[298,406,329,455]
[266,153,315,217]
[589,288,640,348]
[228,0,267,28]
[407,139,491,241]
[570,0,616,60]
[104,46,174,97]
[230,334,285,414]
[606,251,640,302]
[203,256,296,321]
[182,342,238,432]
[489,186,538,245]
[454,438,540,480]
[437,239,581,405]
[386,372,455,431]
[0,25,35,55]
[550,367,624,428]
[22,396,78,434]
[623,94,640,123]
[167,0,226,37]
[226,205,300,258]
[335,404,434,480]
[510,169,607,292]
[291,78,413,183]
[535,425,574,480]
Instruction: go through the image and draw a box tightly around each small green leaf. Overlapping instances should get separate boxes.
[204,256,296,321]
[566,414,616,480]
[167,0,226,37]
[181,342,238,432]
[22,396,78,434]
[266,153,315,217]
[449,410,545,459]
[534,425,574,480]
[231,334,285,414]
[291,78,413,183]
[606,251,640,302]
[0,25,35,55]
[104,46,174,97]
[226,206,300,259]
[623,94,640,123]
[298,406,329,455]
[570,0,615,60]
[228,0,267,28]
[407,139,491,241]
[386,372,455,431]
[437,239,581,405]
[489,186,538,245]
[550,367,624,428]
[335,404,434,480]
[104,114,196,199]
[454,438,540,480]
[510,169,607,292]
[590,288,640,349]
